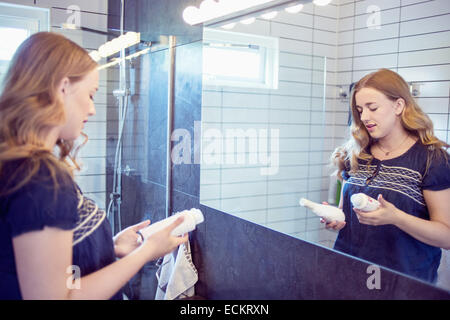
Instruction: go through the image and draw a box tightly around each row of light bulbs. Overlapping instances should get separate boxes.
[221,3,302,29]
[89,31,140,62]
[183,0,333,26]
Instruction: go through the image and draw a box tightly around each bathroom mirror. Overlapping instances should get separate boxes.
[199,0,450,290]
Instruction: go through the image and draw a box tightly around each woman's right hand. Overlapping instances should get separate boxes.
[320,201,346,231]
[320,218,346,231]
[138,216,188,262]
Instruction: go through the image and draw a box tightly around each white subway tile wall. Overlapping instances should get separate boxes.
[335,0,450,149]
[44,0,108,208]
[201,1,339,248]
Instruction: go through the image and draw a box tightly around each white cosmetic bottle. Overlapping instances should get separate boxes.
[350,193,380,212]
[138,208,204,242]
[299,198,346,222]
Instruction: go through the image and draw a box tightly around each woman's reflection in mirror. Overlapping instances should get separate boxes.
[328,68,450,284]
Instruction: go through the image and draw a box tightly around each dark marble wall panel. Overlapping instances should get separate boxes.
[171,40,203,198]
[120,175,167,227]
[120,175,167,300]
[192,205,317,299]
[193,205,450,300]
[313,246,450,299]
[146,49,169,186]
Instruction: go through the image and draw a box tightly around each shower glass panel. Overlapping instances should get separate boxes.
[104,43,170,234]
[103,37,172,299]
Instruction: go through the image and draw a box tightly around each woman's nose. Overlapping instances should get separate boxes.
[360,108,369,121]
[88,104,96,117]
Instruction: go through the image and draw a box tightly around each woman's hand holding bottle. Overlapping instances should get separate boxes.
[320,201,347,231]
[136,217,188,262]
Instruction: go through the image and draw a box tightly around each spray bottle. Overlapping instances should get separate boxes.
[299,198,346,222]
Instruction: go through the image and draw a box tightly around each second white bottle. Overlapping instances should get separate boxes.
[138,208,204,242]
[350,193,380,212]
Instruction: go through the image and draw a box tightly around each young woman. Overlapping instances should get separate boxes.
[328,69,450,283]
[0,32,187,299]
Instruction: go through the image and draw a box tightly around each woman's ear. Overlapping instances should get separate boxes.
[394,98,406,116]
[57,77,70,96]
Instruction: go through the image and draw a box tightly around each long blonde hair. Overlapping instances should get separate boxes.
[0,32,98,195]
[332,68,449,178]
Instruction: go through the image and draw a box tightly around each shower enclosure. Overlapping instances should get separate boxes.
[101,0,203,299]
[104,41,173,299]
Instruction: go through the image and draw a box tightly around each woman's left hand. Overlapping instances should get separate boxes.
[113,220,151,258]
[354,194,399,226]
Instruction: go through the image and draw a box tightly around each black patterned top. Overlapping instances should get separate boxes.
[336,140,450,283]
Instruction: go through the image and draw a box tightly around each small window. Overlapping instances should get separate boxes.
[203,28,279,89]
[0,27,29,61]
[0,3,49,87]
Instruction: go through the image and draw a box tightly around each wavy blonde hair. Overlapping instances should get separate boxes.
[332,68,449,179]
[0,32,98,195]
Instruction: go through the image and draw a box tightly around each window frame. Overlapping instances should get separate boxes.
[202,27,279,90]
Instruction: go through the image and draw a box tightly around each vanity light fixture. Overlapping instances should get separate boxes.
[183,0,273,25]
[240,17,256,24]
[61,23,78,30]
[313,0,333,6]
[285,3,304,13]
[184,0,333,25]
[97,47,150,70]
[221,22,237,29]
[260,10,278,19]
[187,0,329,28]
[89,31,140,62]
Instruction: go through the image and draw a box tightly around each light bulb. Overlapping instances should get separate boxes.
[89,50,101,62]
[240,17,256,24]
[285,4,304,13]
[182,0,274,25]
[126,32,140,45]
[110,37,121,53]
[183,6,201,25]
[261,11,278,20]
[313,0,332,6]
